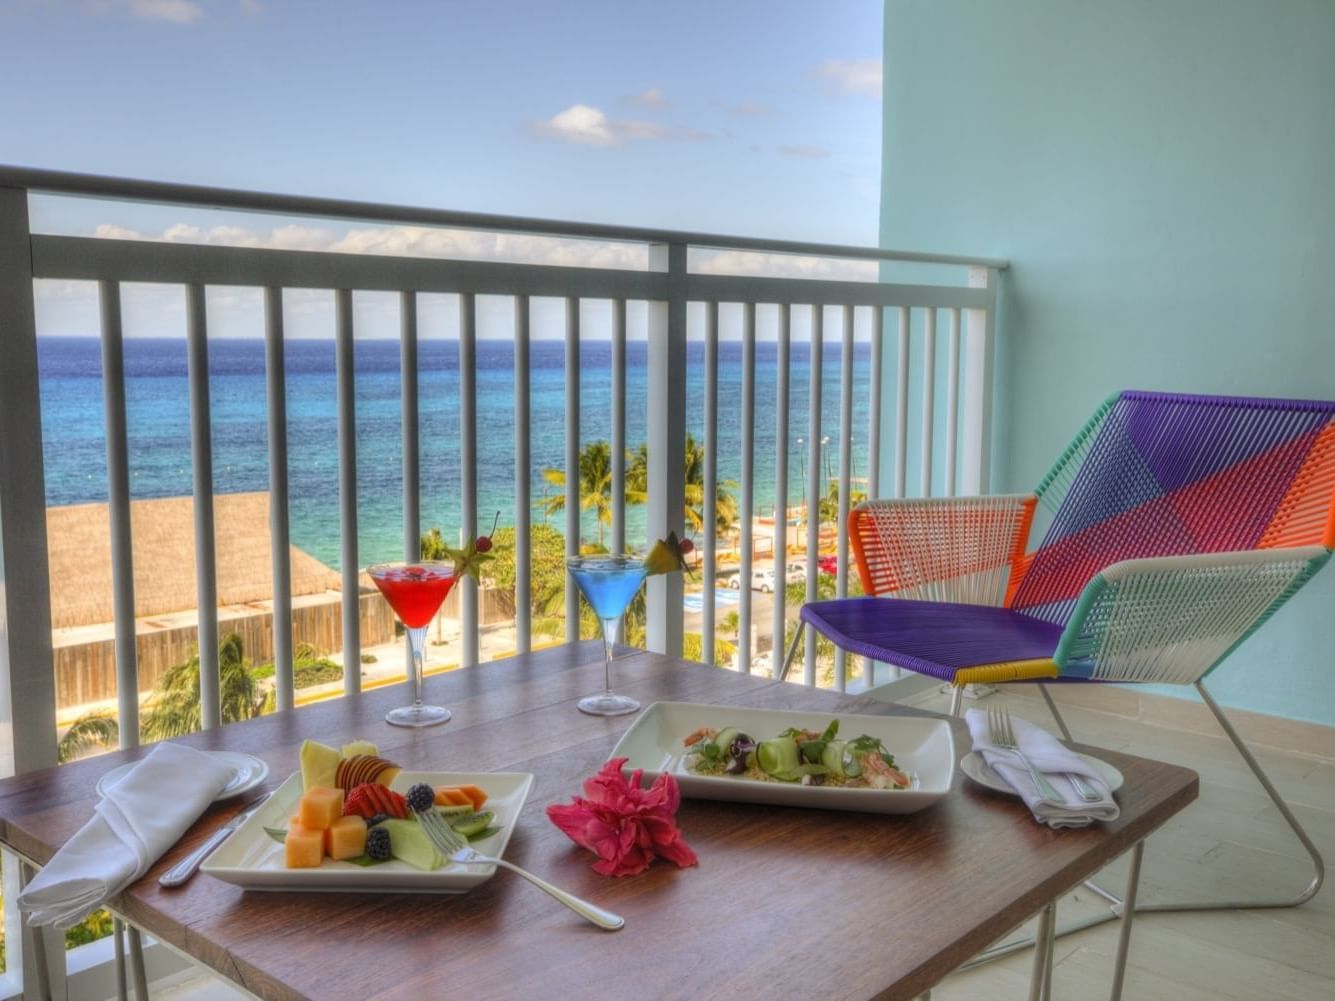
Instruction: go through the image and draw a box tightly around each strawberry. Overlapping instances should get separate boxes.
[344,783,409,820]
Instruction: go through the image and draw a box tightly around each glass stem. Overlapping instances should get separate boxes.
[600,616,620,695]
[407,626,428,708]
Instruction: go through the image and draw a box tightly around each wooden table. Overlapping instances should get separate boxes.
[0,644,1198,1001]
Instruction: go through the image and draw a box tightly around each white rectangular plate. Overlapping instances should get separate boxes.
[610,702,955,815]
[201,770,534,893]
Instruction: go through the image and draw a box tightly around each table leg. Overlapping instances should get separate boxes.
[1041,901,1056,1001]
[1109,840,1146,1001]
[1027,901,1055,1001]
[28,922,53,1001]
[128,926,150,1000]
[113,918,129,1001]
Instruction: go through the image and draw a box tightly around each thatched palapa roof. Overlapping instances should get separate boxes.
[47,492,341,629]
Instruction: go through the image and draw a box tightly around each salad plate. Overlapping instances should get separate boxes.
[98,751,268,802]
[609,702,956,815]
[200,769,534,892]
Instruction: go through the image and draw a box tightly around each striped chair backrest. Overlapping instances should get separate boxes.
[1006,391,1335,625]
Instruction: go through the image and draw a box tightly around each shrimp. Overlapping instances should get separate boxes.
[861,752,911,790]
[683,726,718,748]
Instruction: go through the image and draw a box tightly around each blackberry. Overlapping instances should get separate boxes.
[365,826,391,861]
[405,782,436,813]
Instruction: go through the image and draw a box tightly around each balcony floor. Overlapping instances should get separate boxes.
[150,681,1335,1001]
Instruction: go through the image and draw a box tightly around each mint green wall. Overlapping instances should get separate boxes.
[880,0,1335,726]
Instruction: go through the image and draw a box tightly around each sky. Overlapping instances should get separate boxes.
[0,0,886,338]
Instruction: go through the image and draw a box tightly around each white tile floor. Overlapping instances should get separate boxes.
[147,683,1335,1001]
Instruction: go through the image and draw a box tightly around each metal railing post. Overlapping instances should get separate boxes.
[646,243,687,656]
[0,188,57,774]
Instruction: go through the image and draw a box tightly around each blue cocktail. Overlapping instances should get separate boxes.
[567,554,648,716]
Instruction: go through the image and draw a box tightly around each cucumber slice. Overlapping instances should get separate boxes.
[821,740,848,775]
[756,737,800,778]
[712,727,740,750]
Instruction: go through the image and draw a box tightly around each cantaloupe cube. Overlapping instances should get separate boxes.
[324,814,368,861]
[284,823,324,868]
[298,786,344,830]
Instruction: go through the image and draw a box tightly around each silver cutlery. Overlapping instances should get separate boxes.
[986,705,1065,803]
[412,806,624,931]
[159,788,272,887]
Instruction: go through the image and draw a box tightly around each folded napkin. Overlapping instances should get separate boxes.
[19,743,235,928]
[965,708,1120,829]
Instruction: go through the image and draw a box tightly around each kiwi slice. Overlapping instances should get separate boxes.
[448,811,496,838]
[436,804,475,818]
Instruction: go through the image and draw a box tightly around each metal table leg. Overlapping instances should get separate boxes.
[113,918,129,1001]
[1109,840,1145,1001]
[128,925,150,1000]
[1028,901,1055,1001]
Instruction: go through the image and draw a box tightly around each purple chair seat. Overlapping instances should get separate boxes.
[798,598,1064,682]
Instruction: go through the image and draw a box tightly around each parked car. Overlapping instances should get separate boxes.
[783,562,807,584]
[726,569,777,593]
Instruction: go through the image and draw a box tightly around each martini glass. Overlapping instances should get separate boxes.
[367,561,456,727]
[567,554,648,716]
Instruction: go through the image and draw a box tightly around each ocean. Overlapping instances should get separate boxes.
[37,337,873,570]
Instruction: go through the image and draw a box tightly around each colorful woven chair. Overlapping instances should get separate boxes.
[783,389,1334,917]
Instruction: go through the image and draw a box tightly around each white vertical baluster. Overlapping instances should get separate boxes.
[771,304,791,677]
[564,297,581,639]
[835,305,854,693]
[186,283,221,726]
[265,286,295,712]
[514,295,532,654]
[961,267,998,495]
[334,287,360,694]
[895,307,909,499]
[0,186,57,775]
[868,306,883,499]
[646,243,687,656]
[611,298,627,557]
[459,293,478,667]
[99,281,140,743]
[921,308,936,498]
[945,307,961,497]
[803,305,824,688]
[738,301,756,673]
[702,301,718,661]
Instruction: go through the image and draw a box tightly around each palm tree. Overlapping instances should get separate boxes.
[140,633,270,741]
[58,710,120,763]
[627,435,739,541]
[541,441,644,549]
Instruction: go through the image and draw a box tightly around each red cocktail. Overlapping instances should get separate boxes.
[367,561,456,727]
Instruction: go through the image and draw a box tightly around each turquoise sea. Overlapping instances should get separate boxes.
[37,337,873,570]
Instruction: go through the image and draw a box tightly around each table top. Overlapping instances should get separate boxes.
[0,644,1198,1001]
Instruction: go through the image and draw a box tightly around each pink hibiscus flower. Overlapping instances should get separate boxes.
[547,757,698,877]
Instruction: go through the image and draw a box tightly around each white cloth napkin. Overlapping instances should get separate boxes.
[19,743,236,928]
[965,708,1120,829]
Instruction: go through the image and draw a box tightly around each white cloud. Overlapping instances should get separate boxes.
[533,104,620,146]
[623,87,669,110]
[812,58,882,98]
[532,104,712,147]
[778,144,831,159]
[129,0,204,24]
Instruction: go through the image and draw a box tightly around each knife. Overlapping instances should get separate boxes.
[158,789,273,887]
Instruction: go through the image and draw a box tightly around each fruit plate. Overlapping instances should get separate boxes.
[609,702,955,815]
[200,770,534,893]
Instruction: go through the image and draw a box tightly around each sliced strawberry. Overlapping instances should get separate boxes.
[344,782,409,820]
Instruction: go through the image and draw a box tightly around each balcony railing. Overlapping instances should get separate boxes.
[0,165,1005,778]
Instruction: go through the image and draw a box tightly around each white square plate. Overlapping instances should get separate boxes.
[201,770,534,893]
[609,702,955,815]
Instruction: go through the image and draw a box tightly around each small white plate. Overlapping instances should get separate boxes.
[97,751,269,802]
[609,701,955,815]
[200,770,533,893]
[960,750,1124,796]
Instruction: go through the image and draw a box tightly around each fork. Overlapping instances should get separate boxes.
[986,704,1065,802]
[989,705,1103,803]
[413,807,624,931]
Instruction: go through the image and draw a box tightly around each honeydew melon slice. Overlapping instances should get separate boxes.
[379,818,446,871]
[299,739,341,792]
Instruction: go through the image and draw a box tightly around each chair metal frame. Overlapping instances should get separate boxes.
[784,390,1335,959]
